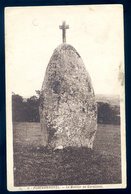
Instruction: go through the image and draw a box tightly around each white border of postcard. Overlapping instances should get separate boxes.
[5,4,127,191]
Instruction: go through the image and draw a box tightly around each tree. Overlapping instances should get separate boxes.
[12,93,40,122]
[26,96,40,122]
[12,94,25,122]
[97,102,120,124]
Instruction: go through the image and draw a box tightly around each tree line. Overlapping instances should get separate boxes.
[12,92,120,125]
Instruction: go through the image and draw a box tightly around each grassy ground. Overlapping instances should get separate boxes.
[13,123,121,186]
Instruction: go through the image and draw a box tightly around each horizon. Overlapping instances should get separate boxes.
[12,91,120,99]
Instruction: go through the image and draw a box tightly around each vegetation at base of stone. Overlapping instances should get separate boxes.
[12,92,120,125]
[13,123,121,186]
[14,146,121,186]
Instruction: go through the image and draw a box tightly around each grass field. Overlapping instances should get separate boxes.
[13,122,121,186]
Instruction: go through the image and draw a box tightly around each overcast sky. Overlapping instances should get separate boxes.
[5,5,124,98]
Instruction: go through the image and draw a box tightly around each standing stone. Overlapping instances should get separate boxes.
[39,43,97,149]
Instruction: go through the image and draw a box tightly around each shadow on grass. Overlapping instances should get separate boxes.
[13,144,121,186]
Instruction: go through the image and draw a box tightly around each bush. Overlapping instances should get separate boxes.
[12,93,40,122]
[97,102,120,125]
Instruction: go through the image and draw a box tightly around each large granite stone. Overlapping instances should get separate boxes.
[39,44,97,149]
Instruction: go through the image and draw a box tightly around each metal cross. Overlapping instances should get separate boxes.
[59,21,69,43]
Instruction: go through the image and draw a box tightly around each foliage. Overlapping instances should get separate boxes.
[97,102,120,125]
[12,93,40,122]
[12,92,120,124]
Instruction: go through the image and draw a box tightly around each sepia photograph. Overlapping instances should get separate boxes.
[5,5,126,191]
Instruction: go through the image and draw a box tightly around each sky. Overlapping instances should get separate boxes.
[5,5,124,98]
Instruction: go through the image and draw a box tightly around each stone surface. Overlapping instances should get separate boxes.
[39,43,97,149]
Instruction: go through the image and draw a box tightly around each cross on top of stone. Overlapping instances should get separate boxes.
[59,21,69,43]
